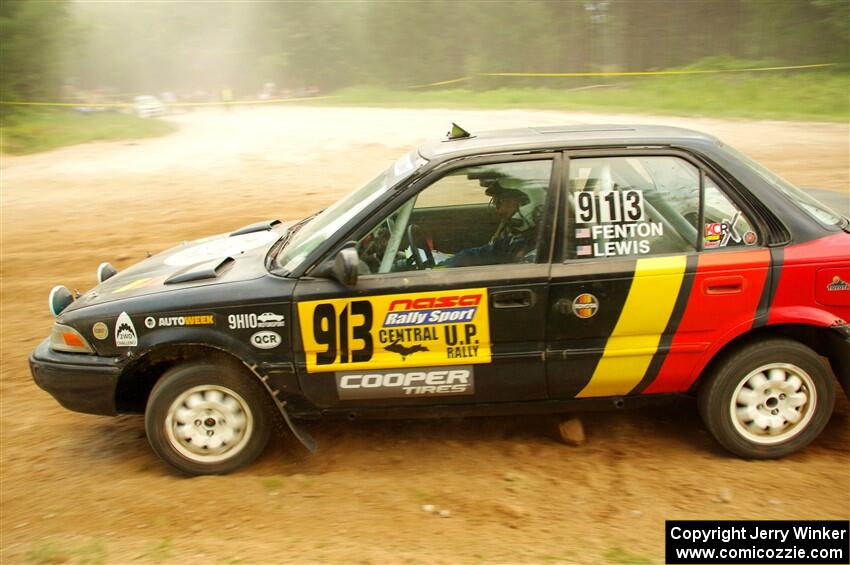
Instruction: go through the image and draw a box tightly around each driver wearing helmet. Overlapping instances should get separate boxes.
[441,180,541,268]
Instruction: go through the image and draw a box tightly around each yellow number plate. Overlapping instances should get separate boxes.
[297,288,491,373]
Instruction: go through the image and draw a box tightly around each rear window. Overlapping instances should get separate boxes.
[726,145,845,228]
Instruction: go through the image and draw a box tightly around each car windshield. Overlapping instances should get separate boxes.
[274,150,426,274]
[725,145,846,228]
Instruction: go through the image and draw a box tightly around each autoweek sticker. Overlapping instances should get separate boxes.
[144,314,215,329]
[336,365,474,400]
[297,288,491,373]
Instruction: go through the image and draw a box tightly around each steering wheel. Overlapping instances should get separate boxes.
[406,224,435,269]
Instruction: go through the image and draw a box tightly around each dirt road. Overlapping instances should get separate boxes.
[2,107,848,564]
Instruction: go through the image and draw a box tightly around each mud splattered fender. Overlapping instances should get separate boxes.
[824,321,850,399]
[247,363,317,453]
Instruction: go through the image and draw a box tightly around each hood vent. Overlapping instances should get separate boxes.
[164,257,235,285]
[230,219,281,237]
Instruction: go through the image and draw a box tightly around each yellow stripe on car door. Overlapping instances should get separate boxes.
[577,255,687,398]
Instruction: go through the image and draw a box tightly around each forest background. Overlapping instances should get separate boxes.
[2,0,848,101]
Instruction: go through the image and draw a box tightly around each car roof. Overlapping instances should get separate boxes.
[418,124,719,161]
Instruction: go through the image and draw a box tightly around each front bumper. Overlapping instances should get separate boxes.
[29,338,123,416]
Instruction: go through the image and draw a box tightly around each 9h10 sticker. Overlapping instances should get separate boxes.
[297,289,491,373]
[227,312,285,329]
[144,314,215,329]
[335,366,474,400]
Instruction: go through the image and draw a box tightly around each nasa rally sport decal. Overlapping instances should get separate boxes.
[336,365,474,400]
[297,288,491,373]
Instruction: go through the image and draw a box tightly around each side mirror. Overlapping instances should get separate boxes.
[332,247,359,287]
[314,244,359,286]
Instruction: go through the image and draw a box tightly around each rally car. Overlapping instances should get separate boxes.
[30,124,850,475]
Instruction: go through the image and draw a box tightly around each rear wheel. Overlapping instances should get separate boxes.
[698,338,835,459]
[145,363,272,475]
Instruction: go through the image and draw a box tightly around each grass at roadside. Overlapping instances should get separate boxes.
[326,71,849,122]
[1,108,177,155]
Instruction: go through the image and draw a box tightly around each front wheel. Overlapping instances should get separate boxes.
[145,363,272,475]
[698,338,835,459]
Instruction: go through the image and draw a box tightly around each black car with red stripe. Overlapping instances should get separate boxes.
[30,124,850,475]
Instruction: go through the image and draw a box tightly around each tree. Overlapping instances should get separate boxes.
[0,0,71,102]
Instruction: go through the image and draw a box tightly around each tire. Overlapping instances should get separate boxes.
[698,338,835,459]
[145,363,272,475]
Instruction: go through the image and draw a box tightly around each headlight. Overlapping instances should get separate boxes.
[49,324,94,354]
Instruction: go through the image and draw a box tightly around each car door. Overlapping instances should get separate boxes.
[292,155,561,410]
[546,150,769,399]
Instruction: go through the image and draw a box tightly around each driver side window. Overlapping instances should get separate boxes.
[357,160,552,274]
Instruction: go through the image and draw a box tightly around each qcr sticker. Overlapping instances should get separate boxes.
[251,330,281,349]
[297,288,491,373]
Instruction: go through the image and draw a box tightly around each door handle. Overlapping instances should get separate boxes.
[553,298,573,316]
[704,276,745,295]
[491,289,535,309]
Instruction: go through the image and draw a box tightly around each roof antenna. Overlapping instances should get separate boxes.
[447,122,471,140]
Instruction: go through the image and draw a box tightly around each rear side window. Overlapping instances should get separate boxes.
[702,178,758,249]
[566,155,758,260]
[725,144,844,227]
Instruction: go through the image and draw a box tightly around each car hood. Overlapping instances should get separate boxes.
[66,221,293,312]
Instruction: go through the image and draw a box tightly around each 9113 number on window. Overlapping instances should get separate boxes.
[575,190,645,224]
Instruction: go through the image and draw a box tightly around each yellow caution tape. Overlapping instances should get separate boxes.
[480,63,837,78]
[0,63,838,107]
[408,76,472,89]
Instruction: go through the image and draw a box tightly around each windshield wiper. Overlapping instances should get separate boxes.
[266,212,322,266]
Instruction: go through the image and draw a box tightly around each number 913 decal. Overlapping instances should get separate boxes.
[297,289,492,373]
